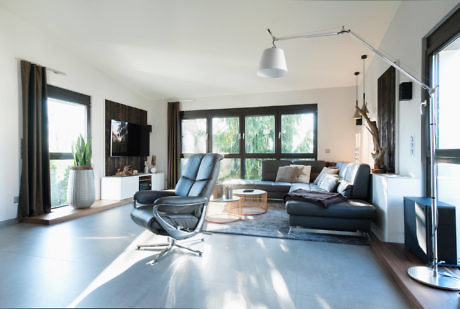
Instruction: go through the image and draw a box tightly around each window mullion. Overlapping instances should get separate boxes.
[275,112,281,159]
[207,116,212,153]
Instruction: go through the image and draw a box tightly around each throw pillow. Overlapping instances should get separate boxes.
[337,180,353,198]
[290,164,311,183]
[318,174,340,192]
[275,166,301,182]
[314,167,339,185]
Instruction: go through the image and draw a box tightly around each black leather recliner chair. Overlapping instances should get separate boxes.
[130,153,223,264]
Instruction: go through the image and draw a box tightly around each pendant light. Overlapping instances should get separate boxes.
[361,54,370,115]
[353,71,361,119]
[258,29,288,78]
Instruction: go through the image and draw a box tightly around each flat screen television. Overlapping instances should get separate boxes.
[111,119,150,157]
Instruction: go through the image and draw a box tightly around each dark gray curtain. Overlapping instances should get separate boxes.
[18,60,51,220]
[167,102,180,189]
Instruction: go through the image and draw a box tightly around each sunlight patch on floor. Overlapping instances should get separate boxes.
[67,230,154,308]
[315,295,332,309]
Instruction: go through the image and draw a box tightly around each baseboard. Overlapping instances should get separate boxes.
[0,218,17,227]
[370,222,384,241]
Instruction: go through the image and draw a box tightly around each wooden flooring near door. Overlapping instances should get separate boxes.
[371,238,459,309]
[22,199,132,225]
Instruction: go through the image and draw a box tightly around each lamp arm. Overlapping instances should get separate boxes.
[271,26,434,94]
[274,30,342,41]
[346,30,433,94]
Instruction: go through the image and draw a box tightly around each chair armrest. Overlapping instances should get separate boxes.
[134,190,176,206]
[154,196,207,206]
[154,196,208,214]
[152,198,209,240]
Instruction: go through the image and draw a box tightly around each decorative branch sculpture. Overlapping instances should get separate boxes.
[355,105,386,169]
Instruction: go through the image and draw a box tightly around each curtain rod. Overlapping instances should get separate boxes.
[16,58,67,76]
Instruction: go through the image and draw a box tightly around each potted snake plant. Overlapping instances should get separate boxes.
[67,134,95,209]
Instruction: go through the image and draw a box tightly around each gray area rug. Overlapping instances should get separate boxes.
[203,208,370,246]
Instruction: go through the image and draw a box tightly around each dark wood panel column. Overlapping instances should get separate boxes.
[378,66,396,173]
[105,100,147,176]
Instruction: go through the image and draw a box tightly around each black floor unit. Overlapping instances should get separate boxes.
[404,197,457,266]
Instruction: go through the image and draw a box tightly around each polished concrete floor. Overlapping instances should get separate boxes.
[0,204,408,308]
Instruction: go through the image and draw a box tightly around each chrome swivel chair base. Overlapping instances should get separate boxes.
[136,237,204,265]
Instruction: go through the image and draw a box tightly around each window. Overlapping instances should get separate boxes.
[47,85,90,208]
[181,118,207,154]
[180,104,317,180]
[422,7,459,257]
[281,113,314,153]
[245,115,275,153]
[212,117,239,154]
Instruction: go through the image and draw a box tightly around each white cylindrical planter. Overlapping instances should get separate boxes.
[68,169,95,209]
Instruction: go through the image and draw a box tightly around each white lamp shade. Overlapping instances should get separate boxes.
[258,47,288,78]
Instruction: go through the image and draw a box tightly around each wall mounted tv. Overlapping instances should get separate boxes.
[111,119,150,157]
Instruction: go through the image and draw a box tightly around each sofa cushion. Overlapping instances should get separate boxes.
[290,164,311,183]
[314,167,339,185]
[271,182,293,192]
[285,199,376,219]
[318,174,339,192]
[291,160,326,182]
[337,180,353,198]
[261,160,291,181]
[275,166,300,182]
[289,183,324,192]
[350,165,371,200]
[337,162,350,178]
[227,179,292,193]
[344,163,359,182]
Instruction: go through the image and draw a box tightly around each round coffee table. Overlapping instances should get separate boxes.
[205,196,242,223]
[233,189,268,215]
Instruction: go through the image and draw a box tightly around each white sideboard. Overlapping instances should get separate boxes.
[371,174,422,243]
[101,172,165,200]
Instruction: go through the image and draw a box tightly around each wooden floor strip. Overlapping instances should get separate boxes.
[22,199,132,225]
[371,238,459,309]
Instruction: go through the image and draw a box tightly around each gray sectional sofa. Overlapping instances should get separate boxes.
[228,160,376,232]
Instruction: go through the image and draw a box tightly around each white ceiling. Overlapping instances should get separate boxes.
[0,0,402,100]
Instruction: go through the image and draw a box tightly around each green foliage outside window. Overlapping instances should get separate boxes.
[281,113,314,153]
[218,159,240,181]
[212,117,239,153]
[245,115,275,153]
[50,160,71,207]
[245,158,274,180]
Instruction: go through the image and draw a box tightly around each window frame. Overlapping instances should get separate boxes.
[421,6,460,195]
[180,104,318,179]
[47,85,91,207]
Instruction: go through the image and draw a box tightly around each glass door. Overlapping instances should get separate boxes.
[432,36,460,257]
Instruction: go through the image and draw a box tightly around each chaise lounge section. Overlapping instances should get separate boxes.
[286,162,376,232]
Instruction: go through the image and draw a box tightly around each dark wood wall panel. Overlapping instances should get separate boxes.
[378,66,396,173]
[105,100,147,176]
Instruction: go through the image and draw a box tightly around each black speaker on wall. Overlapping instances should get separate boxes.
[404,197,457,266]
[399,82,413,101]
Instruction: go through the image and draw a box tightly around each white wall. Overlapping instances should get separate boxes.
[181,87,358,163]
[0,7,162,221]
[361,1,458,181]
[149,99,168,176]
